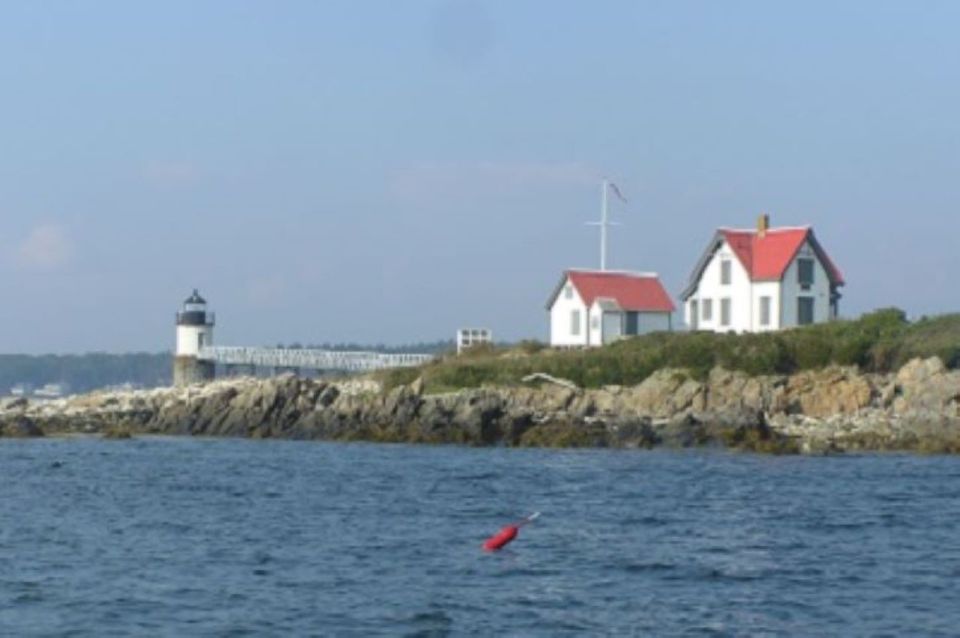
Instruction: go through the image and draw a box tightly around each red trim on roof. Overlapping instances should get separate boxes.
[566,270,676,312]
[720,228,844,284]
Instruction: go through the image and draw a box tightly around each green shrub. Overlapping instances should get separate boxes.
[516,340,547,355]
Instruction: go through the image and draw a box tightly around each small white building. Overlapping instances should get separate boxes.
[456,328,492,354]
[679,215,844,333]
[546,270,676,347]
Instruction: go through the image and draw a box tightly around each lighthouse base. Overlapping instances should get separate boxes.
[173,356,215,387]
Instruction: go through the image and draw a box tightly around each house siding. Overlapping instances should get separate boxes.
[549,277,589,346]
[752,281,781,332]
[600,309,672,341]
[589,304,603,346]
[636,312,671,333]
[685,241,754,332]
[601,312,622,344]
[780,241,832,328]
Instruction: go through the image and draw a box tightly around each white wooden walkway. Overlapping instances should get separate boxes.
[198,346,433,372]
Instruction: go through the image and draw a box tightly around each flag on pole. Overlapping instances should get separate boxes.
[608,182,627,203]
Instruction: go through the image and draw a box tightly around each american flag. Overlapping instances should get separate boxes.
[608,181,627,203]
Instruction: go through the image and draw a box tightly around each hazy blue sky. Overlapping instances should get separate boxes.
[1,1,958,353]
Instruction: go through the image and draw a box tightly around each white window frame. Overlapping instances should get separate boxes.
[570,309,581,336]
[759,296,771,327]
[720,298,731,327]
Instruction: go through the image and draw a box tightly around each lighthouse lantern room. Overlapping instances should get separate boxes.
[174,289,216,386]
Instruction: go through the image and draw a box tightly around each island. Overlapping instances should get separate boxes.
[3,309,959,454]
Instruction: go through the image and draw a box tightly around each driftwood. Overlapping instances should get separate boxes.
[521,372,579,391]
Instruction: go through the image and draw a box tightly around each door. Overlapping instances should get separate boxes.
[625,311,639,335]
[798,297,814,325]
[602,312,623,344]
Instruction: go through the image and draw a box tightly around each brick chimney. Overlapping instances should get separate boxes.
[757,213,770,237]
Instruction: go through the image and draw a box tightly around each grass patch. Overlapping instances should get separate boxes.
[376,309,960,393]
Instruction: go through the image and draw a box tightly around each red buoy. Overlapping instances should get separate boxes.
[482,525,519,551]
[482,512,539,552]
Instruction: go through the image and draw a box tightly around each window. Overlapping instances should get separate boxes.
[564,285,573,299]
[702,298,713,321]
[720,259,732,285]
[720,298,731,327]
[625,311,639,335]
[591,316,600,330]
[759,296,771,327]
[570,309,581,335]
[798,258,814,288]
[690,300,699,329]
[798,297,815,325]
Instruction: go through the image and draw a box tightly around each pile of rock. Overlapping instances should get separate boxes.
[2,357,959,453]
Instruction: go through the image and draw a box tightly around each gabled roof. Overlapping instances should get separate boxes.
[680,226,844,300]
[594,297,622,312]
[546,270,676,313]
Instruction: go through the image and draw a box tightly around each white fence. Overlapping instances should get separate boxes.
[198,346,434,372]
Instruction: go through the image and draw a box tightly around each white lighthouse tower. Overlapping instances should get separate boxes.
[173,289,216,386]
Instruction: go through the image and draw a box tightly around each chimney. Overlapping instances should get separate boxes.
[757,213,770,237]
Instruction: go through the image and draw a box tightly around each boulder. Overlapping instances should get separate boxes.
[620,369,706,418]
[1,416,44,438]
[893,357,960,417]
[784,367,873,418]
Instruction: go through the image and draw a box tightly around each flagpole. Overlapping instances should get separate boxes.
[600,178,608,271]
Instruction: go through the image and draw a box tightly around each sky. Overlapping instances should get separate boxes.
[1,0,958,353]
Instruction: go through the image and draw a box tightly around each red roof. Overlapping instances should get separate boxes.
[720,228,845,284]
[564,270,676,312]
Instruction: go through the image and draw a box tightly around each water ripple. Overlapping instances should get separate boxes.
[1,439,959,635]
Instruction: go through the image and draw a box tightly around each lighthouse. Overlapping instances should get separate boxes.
[173,289,216,386]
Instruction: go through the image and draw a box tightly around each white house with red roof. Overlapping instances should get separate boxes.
[680,215,844,333]
[546,270,676,347]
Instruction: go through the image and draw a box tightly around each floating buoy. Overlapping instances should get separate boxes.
[482,512,540,552]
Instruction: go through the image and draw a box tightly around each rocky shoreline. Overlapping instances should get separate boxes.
[1,357,959,454]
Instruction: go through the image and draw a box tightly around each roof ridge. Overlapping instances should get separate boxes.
[567,268,660,278]
[719,225,812,233]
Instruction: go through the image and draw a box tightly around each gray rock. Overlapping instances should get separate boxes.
[1,416,44,438]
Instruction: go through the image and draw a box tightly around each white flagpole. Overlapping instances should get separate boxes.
[587,178,621,272]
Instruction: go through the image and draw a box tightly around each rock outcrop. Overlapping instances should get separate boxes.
[2,358,960,453]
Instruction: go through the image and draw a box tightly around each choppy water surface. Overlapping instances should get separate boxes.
[2,439,960,636]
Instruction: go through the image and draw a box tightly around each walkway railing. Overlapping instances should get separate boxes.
[198,346,434,372]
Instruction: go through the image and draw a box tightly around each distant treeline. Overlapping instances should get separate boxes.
[0,352,172,395]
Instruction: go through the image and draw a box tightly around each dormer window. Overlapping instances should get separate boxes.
[720,259,732,285]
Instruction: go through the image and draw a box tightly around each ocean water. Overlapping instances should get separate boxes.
[1,439,959,637]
